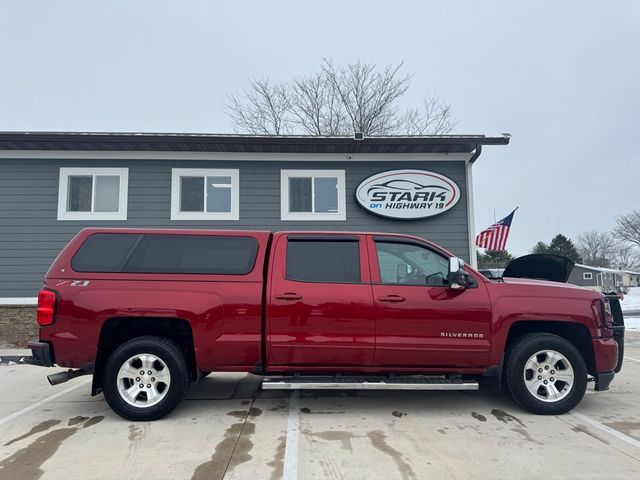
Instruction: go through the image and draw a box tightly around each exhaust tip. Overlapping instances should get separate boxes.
[47,369,89,386]
[47,371,69,386]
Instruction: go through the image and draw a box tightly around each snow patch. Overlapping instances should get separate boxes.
[620,287,640,313]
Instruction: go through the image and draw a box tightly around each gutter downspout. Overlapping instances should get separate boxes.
[467,144,482,269]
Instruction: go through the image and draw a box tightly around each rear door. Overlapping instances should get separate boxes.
[369,236,492,368]
[267,234,375,366]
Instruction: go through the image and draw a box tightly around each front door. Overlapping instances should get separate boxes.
[268,234,375,366]
[369,237,492,368]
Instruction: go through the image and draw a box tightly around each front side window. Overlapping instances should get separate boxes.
[583,272,593,280]
[286,239,360,283]
[376,241,449,286]
[171,168,239,220]
[57,168,128,220]
[281,170,346,220]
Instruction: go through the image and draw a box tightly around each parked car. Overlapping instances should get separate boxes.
[26,229,624,420]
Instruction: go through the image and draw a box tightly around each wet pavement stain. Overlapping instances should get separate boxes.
[367,430,416,480]
[512,427,542,445]
[269,404,288,412]
[240,400,251,405]
[3,420,61,446]
[572,425,612,445]
[267,435,286,480]
[227,407,262,419]
[67,416,89,427]
[191,421,256,480]
[392,411,406,418]
[300,407,345,415]
[471,412,487,422]
[128,425,143,442]
[82,416,105,429]
[603,421,640,441]
[437,429,447,435]
[0,416,104,479]
[305,430,359,453]
[491,409,526,427]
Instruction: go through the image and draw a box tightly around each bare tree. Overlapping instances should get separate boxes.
[612,243,640,270]
[226,60,455,135]
[576,231,617,267]
[227,79,292,135]
[290,71,348,135]
[614,210,640,248]
[402,96,455,135]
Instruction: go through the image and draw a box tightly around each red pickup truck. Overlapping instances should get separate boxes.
[26,228,624,420]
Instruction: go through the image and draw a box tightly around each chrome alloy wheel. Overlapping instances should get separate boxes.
[523,350,574,403]
[116,353,171,408]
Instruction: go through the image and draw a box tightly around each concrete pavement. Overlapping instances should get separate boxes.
[1,334,640,480]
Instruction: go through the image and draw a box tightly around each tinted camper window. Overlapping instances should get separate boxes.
[72,233,258,275]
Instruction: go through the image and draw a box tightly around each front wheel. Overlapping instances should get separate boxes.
[103,336,190,421]
[505,333,587,415]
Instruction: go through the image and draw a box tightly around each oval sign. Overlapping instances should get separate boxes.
[355,169,461,220]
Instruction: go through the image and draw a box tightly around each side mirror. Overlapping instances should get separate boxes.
[397,263,410,283]
[447,257,469,289]
[449,257,465,274]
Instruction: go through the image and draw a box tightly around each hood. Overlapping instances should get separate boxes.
[503,254,575,283]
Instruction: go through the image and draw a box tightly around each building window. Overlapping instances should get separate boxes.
[583,272,593,280]
[280,170,346,221]
[57,168,128,220]
[171,169,239,220]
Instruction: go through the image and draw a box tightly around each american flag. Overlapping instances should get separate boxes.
[475,208,517,251]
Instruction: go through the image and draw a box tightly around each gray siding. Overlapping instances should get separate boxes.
[568,265,619,291]
[0,158,469,297]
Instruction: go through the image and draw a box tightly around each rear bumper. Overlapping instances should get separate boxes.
[592,337,619,373]
[24,341,55,367]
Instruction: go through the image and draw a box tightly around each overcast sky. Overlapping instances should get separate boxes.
[1,1,638,255]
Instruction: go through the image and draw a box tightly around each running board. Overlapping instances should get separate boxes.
[261,375,478,391]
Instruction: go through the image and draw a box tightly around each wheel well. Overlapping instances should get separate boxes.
[93,317,197,395]
[506,321,595,374]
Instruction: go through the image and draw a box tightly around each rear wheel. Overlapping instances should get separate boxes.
[505,333,587,415]
[103,336,190,421]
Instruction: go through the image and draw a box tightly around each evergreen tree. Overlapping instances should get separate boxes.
[547,234,583,263]
[530,241,550,255]
[477,249,514,269]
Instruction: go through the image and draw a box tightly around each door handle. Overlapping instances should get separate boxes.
[378,295,405,302]
[274,293,303,300]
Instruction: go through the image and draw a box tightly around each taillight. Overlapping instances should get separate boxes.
[603,300,613,328]
[37,289,56,326]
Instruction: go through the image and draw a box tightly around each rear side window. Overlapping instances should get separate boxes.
[286,239,360,283]
[71,233,259,275]
[70,234,140,272]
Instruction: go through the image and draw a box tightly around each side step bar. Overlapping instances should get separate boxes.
[262,375,478,391]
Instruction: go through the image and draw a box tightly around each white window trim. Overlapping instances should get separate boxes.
[281,169,346,221]
[57,167,128,221]
[171,168,239,220]
[583,272,593,280]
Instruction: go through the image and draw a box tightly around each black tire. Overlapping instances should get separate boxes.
[103,336,190,421]
[505,333,587,415]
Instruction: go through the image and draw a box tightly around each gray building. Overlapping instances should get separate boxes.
[568,264,623,293]
[0,132,509,301]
